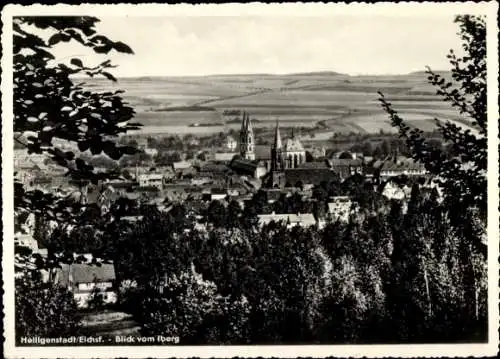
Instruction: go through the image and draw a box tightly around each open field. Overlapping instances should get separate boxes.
[84,71,476,137]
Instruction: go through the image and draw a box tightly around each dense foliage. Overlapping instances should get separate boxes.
[87,187,485,343]
[14,16,138,338]
[379,15,487,220]
[16,274,81,340]
[378,14,488,328]
[14,16,139,222]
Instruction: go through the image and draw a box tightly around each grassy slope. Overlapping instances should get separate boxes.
[84,71,472,135]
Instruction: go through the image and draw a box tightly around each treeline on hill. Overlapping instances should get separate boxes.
[332,132,449,158]
[110,130,449,170]
[24,178,487,344]
[27,131,448,173]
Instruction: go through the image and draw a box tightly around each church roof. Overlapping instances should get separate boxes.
[255,145,271,160]
[296,161,330,170]
[284,137,305,152]
[230,158,259,175]
[284,168,337,186]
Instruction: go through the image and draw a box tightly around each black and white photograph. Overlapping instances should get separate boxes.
[2,2,499,358]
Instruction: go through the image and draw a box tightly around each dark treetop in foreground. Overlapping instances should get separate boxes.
[14,16,141,223]
[14,16,139,338]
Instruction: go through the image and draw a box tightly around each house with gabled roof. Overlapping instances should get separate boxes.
[373,155,427,180]
[229,158,267,179]
[257,212,317,229]
[55,262,117,308]
[327,196,355,223]
[328,158,364,178]
[379,180,411,201]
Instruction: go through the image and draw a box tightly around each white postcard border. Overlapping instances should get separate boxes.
[2,2,499,358]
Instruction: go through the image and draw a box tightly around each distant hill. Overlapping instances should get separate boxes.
[78,70,452,82]
[80,69,468,136]
[407,70,452,77]
[280,71,345,77]
[115,71,347,80]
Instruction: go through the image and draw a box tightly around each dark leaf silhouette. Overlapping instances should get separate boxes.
[113,41,134,54]
[101,71,117,82]
[70,58,83,67]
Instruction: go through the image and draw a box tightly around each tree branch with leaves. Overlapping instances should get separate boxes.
[378,15,487,236]
[14,16,141,219]
[13,16,141,338]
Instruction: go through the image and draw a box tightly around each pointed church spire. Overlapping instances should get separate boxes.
[273,118,282,150]
[239,111,255,160]
[246,113,253,131]
[269,118,285,187]
[241,111,247,132]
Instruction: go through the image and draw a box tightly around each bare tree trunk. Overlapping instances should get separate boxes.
[461,241,478,322]
[422,257,432,318]
[471,243,478,321]
[475,286,479,320]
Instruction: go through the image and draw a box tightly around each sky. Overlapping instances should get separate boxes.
[42,15,463,77]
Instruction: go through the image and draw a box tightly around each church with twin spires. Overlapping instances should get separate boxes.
[236,111,308,188]
[239,112,306,168]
